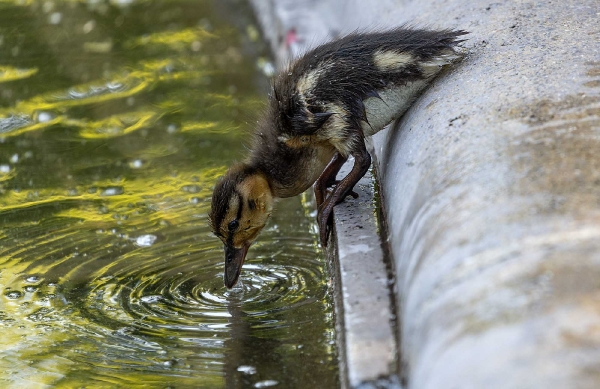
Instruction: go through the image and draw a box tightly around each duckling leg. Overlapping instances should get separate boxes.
[314,153,347,208]
[317,141,371,246]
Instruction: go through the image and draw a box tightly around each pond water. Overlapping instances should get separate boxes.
[0,0,339,387]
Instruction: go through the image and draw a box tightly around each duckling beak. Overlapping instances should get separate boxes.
[224,243,249,288]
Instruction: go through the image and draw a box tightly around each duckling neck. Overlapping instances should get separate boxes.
[248,143,335,199]
[248,162,286,199]
[251,166,276,197]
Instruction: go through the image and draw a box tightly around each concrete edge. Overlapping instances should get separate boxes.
[326,164,400,389]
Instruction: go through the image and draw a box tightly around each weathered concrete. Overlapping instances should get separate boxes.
[251,0,600,388]
[370,1,600,387]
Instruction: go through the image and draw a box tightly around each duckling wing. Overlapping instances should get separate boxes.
[272,27,467,141]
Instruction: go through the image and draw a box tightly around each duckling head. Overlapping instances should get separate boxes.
[209,164,273,288]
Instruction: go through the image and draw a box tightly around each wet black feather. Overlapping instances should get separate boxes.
[245,27,467,195]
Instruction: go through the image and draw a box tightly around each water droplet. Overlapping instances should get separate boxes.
[37,112,53,122]
[4,290,23,299]
[48,12,62,25]
[101,186,124,196]
[0,164,10,174]
[136,234,157,247]
[26,276,41,283]
[129,159,143,169]
[10,154,18,163]
[255,380,278,388]
[83,20,96,34]
[140,295,162,304]
[181,185,201,193]
[237,365,257,375]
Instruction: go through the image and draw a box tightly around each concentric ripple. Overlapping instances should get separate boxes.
[78,234,325,329]
[0,0,339,387]
[1,194,336,387]
[84,261,301,333]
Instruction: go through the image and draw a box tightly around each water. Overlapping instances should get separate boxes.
[0,1,339,387]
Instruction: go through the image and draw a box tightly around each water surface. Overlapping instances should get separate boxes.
[0,1,339,387]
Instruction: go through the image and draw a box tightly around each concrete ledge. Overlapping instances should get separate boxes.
[326,165,399,389]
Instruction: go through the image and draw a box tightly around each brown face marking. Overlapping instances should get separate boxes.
[216,173,273,249]
[215,193,241,243]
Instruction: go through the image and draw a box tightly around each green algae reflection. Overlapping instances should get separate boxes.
[0,1,339,388]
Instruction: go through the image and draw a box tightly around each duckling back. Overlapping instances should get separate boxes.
[272,27,467,155]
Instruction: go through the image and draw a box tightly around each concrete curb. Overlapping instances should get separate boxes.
[326,165,399,389]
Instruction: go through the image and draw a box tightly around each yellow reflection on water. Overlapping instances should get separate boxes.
[0,166,224,222]
[77,110,163,139]
[0,57,236,141]
[126,27,216,51]
[0,0,339,387]
[0,66,38,84]
[0,169,17,183]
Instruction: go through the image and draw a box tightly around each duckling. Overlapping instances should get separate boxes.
[210,27,468,288]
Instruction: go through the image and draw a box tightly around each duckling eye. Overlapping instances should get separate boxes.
[228,220,239,231]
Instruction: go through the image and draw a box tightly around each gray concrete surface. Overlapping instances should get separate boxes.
[326,165,399,389]
[250,0,600,388]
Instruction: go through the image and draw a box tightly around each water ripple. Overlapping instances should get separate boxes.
[0,0,338,386]
[72,237,325,337]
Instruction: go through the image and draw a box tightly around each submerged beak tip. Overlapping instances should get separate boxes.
[224,277,237,289]
[223,243,249,288]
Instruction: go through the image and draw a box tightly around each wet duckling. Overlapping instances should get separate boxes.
[210,27,468,288]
